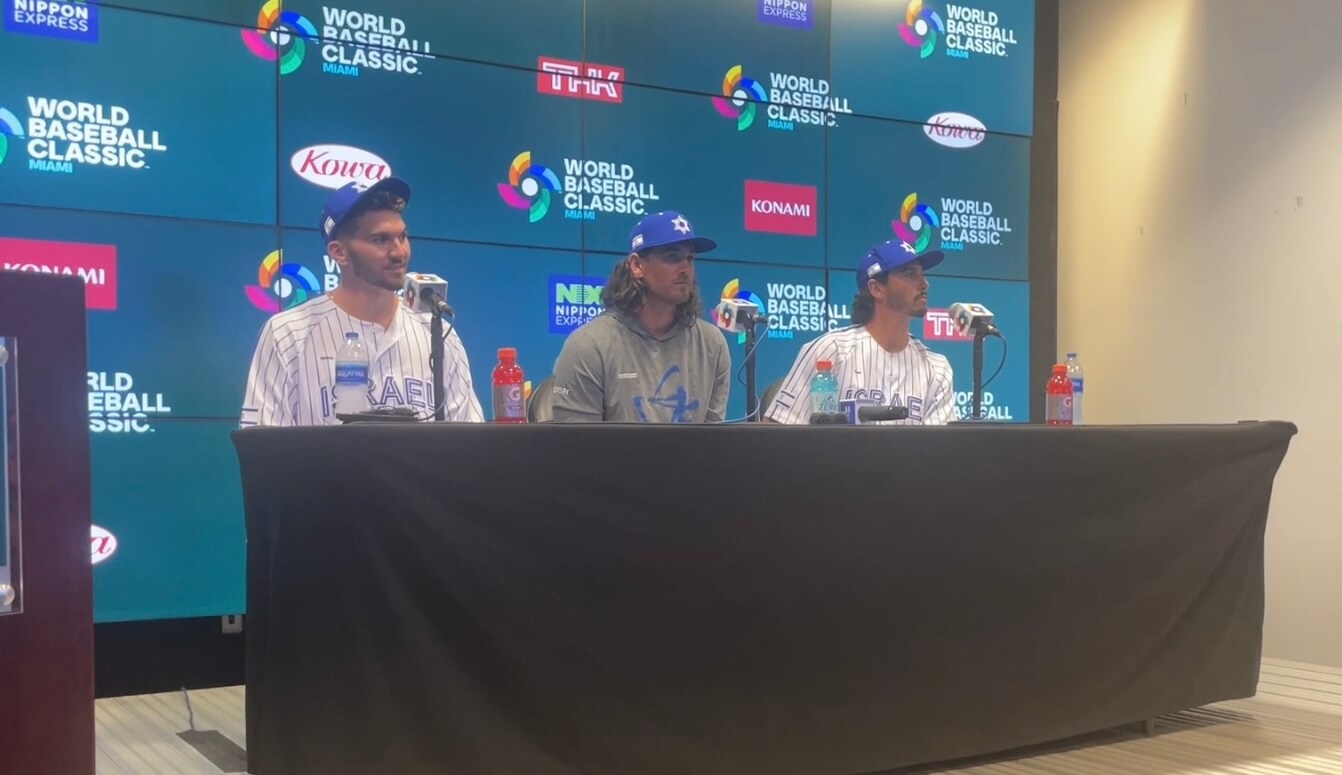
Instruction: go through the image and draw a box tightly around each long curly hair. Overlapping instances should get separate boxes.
[600,256,703,329]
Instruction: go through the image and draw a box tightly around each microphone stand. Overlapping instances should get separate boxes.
[745,321,759,422]
[430,311,446,422]
[972,328,986,421]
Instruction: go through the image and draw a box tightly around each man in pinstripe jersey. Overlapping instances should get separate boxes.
[240,178,484,427]
[764,238,954,425]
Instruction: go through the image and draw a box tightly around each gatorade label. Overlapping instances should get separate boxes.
[494,384,524,418]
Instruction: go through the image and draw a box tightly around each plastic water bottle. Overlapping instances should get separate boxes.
[334,332,370,414]
[809,359,839,416]
[1045,364,1073,426]
[492,347,526,423]
[1065,353,1084,425]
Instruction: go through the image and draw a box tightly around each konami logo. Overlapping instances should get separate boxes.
[923,111,987,149]
[290,144,392,190]
[91,524,118,565]
[924,308,973,341]
[0,236,117,310]
[536,56,624,103]
[743,180,817,236]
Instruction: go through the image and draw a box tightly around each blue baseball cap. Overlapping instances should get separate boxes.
[856,238,944,288]
[320,177,412,242]
[628,210,717,254]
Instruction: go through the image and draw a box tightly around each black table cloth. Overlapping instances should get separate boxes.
[234,421,1296,775]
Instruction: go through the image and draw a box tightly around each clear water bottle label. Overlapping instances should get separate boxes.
[1071,378,1084,393]
[494,384,525,418]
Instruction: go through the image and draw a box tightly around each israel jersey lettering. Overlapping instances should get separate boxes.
[241,295,483,427]
[766,325,954,425]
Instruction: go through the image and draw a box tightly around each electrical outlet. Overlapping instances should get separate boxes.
[221,614,243,634]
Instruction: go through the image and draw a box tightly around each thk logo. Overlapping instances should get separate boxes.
[744,180,817,236]
[0,236,117,310]
[536,56,624,103]
[923,308,972,341]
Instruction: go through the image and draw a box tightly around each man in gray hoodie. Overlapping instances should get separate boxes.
[550,211,731,423]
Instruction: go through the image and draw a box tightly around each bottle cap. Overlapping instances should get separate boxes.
[498,347,517,360]
[345,332,359,340]
[1066,352,1077,358]
[816,360,833,370]
[1052,364,1067,375]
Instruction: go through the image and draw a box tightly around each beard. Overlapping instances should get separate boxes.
[345,249,404,292]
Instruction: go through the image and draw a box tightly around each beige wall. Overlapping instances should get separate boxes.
[1059,0,1342,666]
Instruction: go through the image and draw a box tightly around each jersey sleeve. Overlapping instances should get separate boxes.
[922,355,956,426]
[550,328,606,423]
[240,320,294,428]
[441,327,484,423]
[765,335,836,425]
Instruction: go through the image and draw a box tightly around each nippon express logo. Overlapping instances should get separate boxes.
[0,236,117,310]
[536,56,624,103]
[241,1,432,77]
[757,0,811,29]
[290,143,391,190]
[899,0,1019,60]
[711,65,852,132]
[245,249,339,312]
[893,192,1012,252]
[88,371,172,434]
[498,150,660,223]
[4,0,97,43]
[0,97,167,174]
[548,274,604,334]
[716,278,849,343]
[744,180,817,236]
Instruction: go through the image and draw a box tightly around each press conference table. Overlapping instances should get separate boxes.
[233,421,1296,775]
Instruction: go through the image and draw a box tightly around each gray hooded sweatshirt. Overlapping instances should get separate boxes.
[550,308,730,423]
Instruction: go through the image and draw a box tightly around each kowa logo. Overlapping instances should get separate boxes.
[242,2,432,77]
[0,236,117,310]
[893,191,1011,252]
[899,0,1019,60]
[290,144,391,189]
[712,65,852,132]
[245,249,339,312]
[4,0,98,43]
[923,112,986,149]
[0,97,167,174]
[499,150,659,223]
[744,180,817,236]
[90,524,117,565]
[536,56,624,103]
[88,371,172,434]
[548,274,604,334]
[718,279,849,342]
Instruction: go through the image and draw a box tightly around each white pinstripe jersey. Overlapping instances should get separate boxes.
[240,295,484,427]
[765,325,955,425]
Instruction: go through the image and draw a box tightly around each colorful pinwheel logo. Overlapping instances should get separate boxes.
[898,0,945,59]
[245,250,321,313]
[240,0,318,76]
[711,66,767,132]
[716,279,765,344]
[893,193,939,252]
[497,151,561,223]
[0,107,23,166]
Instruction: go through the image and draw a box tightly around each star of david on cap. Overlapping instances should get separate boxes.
[856,237,945,289]
[628,210,717,254]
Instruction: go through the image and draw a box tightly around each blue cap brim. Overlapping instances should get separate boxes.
[915,249,945,271]
[640,235,718,253]
[324,177,412,242]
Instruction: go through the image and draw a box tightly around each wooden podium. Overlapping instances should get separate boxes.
[0,270,94,774]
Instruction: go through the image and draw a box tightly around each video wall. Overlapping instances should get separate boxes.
[0,0,1036,621]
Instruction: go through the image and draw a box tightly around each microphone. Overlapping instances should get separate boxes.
[715,298,769,334]
[948,302,1000,337]
[403,272,454,317]
[857,405,911,423]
